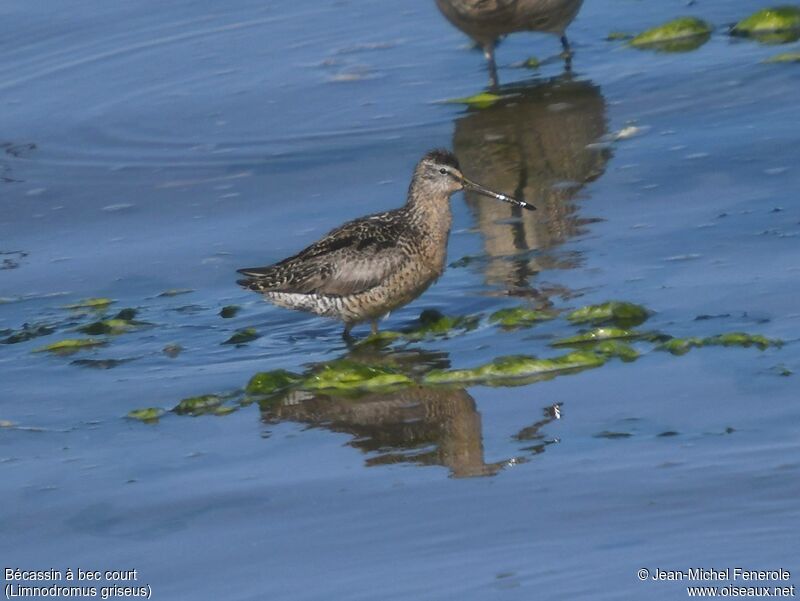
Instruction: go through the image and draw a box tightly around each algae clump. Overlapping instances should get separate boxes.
[489,307,557,329]
[127,408,164,423]
[607,32,634,41]
[78,319,134,335]
[523,57,540,69]
[733,6,800,34]
[2,323,55,344]
[707,332,776,349]
[34,338,107,354]
[405,309,479,339]
[552,327,641,346]
[173,394,223,415]
[592,341,639,362]
[567,301,650,327]
[423,351,607,385]
[246,370,303,396]
[63,298,114,310]
[448,92,503,110]
[732,6,800,43]
[220,305,241,318]
[357,310,478,344]
[77,308,145,335]
[302,361,413,392]
[630,17,712,52]
[659,332,781,355]
[223,328,259,345]
[764,51,800,62]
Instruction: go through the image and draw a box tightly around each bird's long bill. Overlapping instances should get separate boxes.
[461,177,536,211]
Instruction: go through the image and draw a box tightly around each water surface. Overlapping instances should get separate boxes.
[2,0,799,599]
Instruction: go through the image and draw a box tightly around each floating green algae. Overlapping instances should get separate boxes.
[489,307,557,329]
[567,301,650,327]
[77,308,145,335]
[127,408,164,423]
[708,333,777,349]
[2,323,55,344]
[630,17,712,52]
[246,370,303,396]
[173,394,223,416]
[658,337,705,355]
[220,305,241,318]
[523,57,540,69]
[354,310,478,346]
[551,327,642,347]
[354,330,405,347]
[732,6,800,43]
[302,360,413,392]
[659,332,780,355]
[763,51,800,62]
[34,338,107,354]
[447,92,503,110]
[733,6,800,34]
[63,297,114,310]
[113,308,138,321]
[592,340,640,362]
[78,319,134,335]
[607,31,634,41]
[405,309,479,339]
[422,351,607,386]
[223,327,259,345]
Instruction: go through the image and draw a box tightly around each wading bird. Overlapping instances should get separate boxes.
[237,149,534,339]
[435,0,584,86]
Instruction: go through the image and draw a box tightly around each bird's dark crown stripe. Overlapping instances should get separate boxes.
[422,148,460,170]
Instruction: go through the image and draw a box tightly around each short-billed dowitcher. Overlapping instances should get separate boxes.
[435,0,584,85]
[237,149,534,338]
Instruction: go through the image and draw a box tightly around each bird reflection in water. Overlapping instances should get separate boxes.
[453,75,610,298]
[257,347,562,478]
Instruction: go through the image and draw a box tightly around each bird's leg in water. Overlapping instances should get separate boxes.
[342,324,354,341]
[370,320,379,336]
[560,35,573,71]
[483,43,499,89]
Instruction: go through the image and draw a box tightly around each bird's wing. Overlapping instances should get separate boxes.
[237,212,412,296]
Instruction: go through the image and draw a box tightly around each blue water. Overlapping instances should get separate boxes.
[2,0,799,599]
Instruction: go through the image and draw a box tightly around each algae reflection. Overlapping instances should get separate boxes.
[452,76,610,293]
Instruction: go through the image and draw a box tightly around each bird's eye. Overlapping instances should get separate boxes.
[439,168,447,175]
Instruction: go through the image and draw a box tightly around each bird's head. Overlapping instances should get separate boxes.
[413,148,535,210]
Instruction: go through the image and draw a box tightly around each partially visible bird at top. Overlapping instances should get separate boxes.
[237,149,535,340]
[434,0,584,86]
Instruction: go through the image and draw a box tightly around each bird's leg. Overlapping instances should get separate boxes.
[560,35,573,72]
[370,320,379,336]
[342,324,354,341]
[483,42,499,90]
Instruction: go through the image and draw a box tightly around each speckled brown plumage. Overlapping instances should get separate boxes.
[237,149,533,338]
